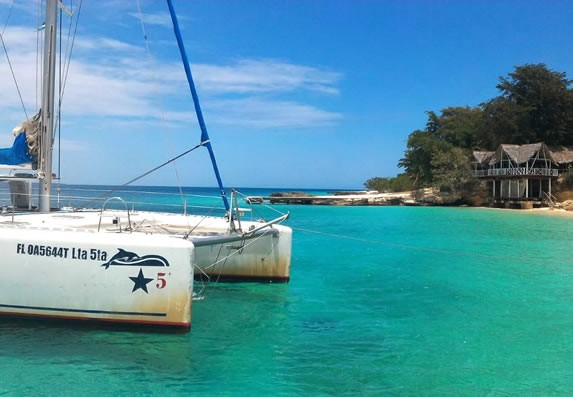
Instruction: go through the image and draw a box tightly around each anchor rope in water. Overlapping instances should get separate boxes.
[193,265,210,299]
[192,227,277,295]
[208,243,230,285]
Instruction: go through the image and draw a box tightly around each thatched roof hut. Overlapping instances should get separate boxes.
[473,143,573,167]
[546,145,573,165]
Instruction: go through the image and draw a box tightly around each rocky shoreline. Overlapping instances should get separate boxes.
[257,191,417,206]
[253,190,573,210]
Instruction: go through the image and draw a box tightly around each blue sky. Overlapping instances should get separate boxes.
[0,0,572,189]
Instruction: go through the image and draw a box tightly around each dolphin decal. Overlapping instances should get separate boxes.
[101,248,170,269]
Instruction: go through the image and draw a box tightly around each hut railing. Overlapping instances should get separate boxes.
[474,167,558,177]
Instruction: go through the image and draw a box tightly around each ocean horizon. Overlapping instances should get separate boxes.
[1,184,572,395]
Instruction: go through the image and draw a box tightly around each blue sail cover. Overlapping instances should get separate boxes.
[0,133,34,165]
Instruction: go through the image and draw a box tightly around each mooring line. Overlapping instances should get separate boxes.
[292,226,544,263]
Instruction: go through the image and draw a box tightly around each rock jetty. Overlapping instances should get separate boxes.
[262,191,415,206]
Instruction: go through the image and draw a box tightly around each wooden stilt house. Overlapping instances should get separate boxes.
[473,143,573,208]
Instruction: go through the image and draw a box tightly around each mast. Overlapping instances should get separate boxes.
[166,0,230,212]
[39,0,58,212]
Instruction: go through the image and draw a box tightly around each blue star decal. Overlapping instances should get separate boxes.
[129,268,153,293]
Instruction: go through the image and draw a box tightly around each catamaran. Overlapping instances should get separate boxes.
[0,0,292,330]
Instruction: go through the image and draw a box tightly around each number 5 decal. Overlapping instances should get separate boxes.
[156,272,167,289]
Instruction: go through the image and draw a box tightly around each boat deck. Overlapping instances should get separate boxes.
[0,209,235,237]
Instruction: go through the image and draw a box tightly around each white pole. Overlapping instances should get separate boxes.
[39,0,57,213]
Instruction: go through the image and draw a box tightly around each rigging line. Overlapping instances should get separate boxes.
[61,0,75,80]
[60,186,225,200]
[292,226,523,262]
[0,32,28,119]
[121,141,209,189]
[57,5,62,180]
[135,0,186,202]
[82,141,209,208]
[56,0,82,134]
[234,189,287,218]
[184,202,224,236]
[1,0,15,35]
[35,0,41,111]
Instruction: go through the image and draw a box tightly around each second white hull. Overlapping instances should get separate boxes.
[192,224,292,282]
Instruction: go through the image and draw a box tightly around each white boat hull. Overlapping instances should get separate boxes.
[192,223,292,282]
[0,209,292,284]
[83,209,293,282]
[0,225,194,329]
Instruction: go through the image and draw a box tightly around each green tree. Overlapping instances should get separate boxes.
[364,177,391,192]
[481,63,573,146]
[428,107,483,149]
[399,107,480,187]
[431,147,474,196]
[478,97,524,148]
[398,129,449,187]
[364,174,413,192]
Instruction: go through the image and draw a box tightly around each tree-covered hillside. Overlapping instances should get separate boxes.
[365,64,573,194]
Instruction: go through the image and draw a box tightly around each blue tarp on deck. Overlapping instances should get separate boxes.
[0,133,34,165]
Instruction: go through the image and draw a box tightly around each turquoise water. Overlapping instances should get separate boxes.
[2,186,573,395]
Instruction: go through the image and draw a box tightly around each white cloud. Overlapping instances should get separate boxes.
[0,26,39,53]
[194,59,341,95]
[128,11,173,29]
[73,37,144,53]
[0,0,38,13]
[0,25,342,135]
[206,98,342,129]
[0,28,43,115]
[60,60,164,117]
[0,26,172,119]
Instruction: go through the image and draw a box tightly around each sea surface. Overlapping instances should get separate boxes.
[1,185,573,396]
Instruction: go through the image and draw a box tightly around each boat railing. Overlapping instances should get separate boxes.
[0,187,221,211]
[229,189,291,235]
[242,212,290,236]
[0,186,289,230]
[227,189,244,232]
[98,196,132,232]
[56,187,228,215]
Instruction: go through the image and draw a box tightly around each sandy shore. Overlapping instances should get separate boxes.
[477,205,573,217]
[524,207,573,217]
